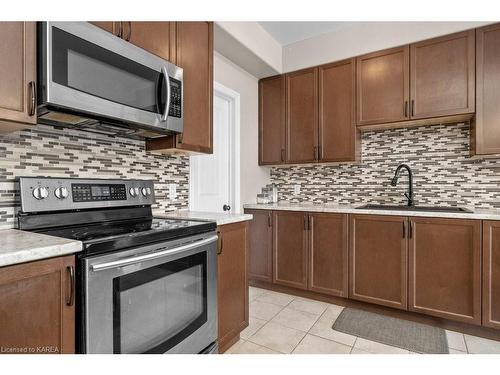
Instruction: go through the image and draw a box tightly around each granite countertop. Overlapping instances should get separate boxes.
[243,202,500,221]
[153,210,253,226]
[0,229,83,268]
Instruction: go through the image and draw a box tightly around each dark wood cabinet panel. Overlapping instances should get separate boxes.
[483,221,500,329]
[259,76,286,165]
[349,214,408,310]
[286,67,318,163]
[245,209,273,282]
[309,213,348,297]
[408,217,481,325]
[126,22,175,61]
[0,22,36,132]
[356,46,410,126]
[473,23,500,156]
[410,30,475,120]
[217,221,249,353]
[273,211,308,290]
[89,21,120,36]
[318,59,358,162]
[0,255,75,354]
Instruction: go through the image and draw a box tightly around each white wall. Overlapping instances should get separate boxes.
[213,52,271,209]
[283,21,491,72]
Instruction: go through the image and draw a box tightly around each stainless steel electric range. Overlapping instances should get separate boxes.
[17,177,218,354]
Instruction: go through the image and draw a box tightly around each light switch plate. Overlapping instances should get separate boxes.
[293,184,300,195]
[168,184,177,200]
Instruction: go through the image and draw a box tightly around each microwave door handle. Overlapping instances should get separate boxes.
[90,235,218,272]
[161,66,171,121]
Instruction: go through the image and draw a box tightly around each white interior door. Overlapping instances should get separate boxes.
[190,91,234,213]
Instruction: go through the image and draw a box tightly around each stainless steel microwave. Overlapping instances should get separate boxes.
[37,22,183,138]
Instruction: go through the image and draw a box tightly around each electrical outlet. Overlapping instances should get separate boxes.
[293,184,301,195]
[168,184,177,200]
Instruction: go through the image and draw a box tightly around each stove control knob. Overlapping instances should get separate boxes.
[33,187,49,200]
[54,187,69,199]
[141,187,150,197]
[129,187,138,197]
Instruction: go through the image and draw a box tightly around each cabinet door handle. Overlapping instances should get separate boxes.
[314,146,319,161]
[404,101,408,118]
[66,266,75,306]
[217,231,223,255]
[268,212,272,227]
[28,81,36,116]
[402,221,406,238]
[307,215,311,230]
[281,148,285,162]
[304,216,308,230]
[409,221,413,239]
[126,21,132,41]
[117,22,123,38]
[411,100,415,117]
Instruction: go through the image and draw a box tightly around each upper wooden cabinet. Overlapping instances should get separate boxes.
[410,30,475,119]
[349,214,408,310]
[245,209,273,282]
[472,23,500,156]
[146,22,213,154]
[89,21,120,36]
[0,255,75,354]
[357,46,410,126]
[259,76,285,165]
[126,22,175,62]
[408,217,481,325]
[482,221,500,329]
[286,67,318,163]
[318,59,358,162]
[0,22,37,133]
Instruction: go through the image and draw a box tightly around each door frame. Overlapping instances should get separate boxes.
[189,81,241,213]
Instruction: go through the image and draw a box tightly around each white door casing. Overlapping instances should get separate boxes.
[189,82,241,213]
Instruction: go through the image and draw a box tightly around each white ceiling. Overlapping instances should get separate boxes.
[258,22,357,46]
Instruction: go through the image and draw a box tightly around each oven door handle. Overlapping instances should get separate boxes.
[161,66,171,122]
[90,235,218,272]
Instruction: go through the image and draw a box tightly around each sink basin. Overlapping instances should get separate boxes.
[356,204,473,213]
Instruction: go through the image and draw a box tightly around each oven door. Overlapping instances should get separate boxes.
[84,233,217,354]
[38,22,183,134]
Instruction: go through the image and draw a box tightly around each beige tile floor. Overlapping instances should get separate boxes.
[225,287,500,354]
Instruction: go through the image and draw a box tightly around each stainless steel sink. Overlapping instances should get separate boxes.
[356,204,473,213]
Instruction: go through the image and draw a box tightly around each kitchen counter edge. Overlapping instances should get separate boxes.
[153,210,253,226]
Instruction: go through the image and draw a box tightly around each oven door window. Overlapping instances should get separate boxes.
[112,252,207,354]
[51,27,166,114]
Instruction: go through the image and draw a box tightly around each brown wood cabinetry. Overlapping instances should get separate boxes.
[410,30,475,119]
[318,59,358,162]
[349,214,408,310]
[0,255,75,354]
[472,23,500,156]
[89,21,120,36]
[483,221,500,329]
[217,221,249,353]
[259,76,286,165]
[356,46,410,126]
[408,217,481,324]
[273,211,308,289]
[245,209,273,282]
[309,213,348,297]
[126,22,175,61]
[0,22,37,133]
[146,22,213,154]
[285,68,318,163]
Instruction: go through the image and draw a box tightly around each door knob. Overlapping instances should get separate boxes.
[223,204,231,212]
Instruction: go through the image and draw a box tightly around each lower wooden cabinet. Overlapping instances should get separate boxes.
[408,217,481,325]
[217,221,249,353]
[273,211,308,290]
[483,221,500,329]
[245,209,273,282]
[309,213,348,297]
[349,214,408,310]
[0,255,75,354]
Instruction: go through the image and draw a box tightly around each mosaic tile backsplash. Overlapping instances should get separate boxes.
[0,124,189,229]
[271,122,500,209]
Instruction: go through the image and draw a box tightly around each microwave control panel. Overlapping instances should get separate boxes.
[168,78,182,118]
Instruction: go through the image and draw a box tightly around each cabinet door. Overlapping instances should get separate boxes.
[286,67,318,163]
[273,211,308,289]
[89,21,120,37]
[126,22,175,61]
[483,221,500,329]
[174,22,213,153]
[318,59,358,162]
[408,217,481,325]
[309,213,348,297]
[259,75,285,165]
[217,222,249,353]
[473,23,500,156]
[349,215,408,310]
[356,46,410,126]
[245,209,273,282]
[410,30,475,119]
[0,255,75,353]
[0,22,36,130]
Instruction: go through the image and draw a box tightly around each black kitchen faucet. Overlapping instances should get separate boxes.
[391,164,414,206]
